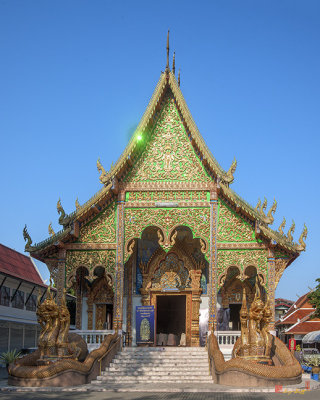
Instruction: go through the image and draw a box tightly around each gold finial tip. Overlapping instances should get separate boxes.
[166,29,170,71]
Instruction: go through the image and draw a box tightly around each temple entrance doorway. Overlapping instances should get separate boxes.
[229,304,241,330]
[156,295,186,346]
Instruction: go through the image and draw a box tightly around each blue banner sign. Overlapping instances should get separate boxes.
[136,305,155,344]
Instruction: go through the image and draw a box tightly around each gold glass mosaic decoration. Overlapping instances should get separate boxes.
[78,201,116,243]
[124,91,211,183]
[125,207,210,260]
[126,191,208,202]
[217,249,268,289]
[218,200,255,242]
[65,249,116,285]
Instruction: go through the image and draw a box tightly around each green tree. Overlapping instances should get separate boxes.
[308,278,320,318]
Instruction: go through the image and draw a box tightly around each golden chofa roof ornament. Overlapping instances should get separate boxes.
[287,220,295,242]
[264,199,277,225]
[57,198,72,228]
[75,197,81,211]
[225,158,237,184]
[259,197,268,219]
[23,224,33,252]
[295,223,308,252]
[255,198,261,212]
[97,157,110,185]
[48,222,55,237]
[278,217,286,235]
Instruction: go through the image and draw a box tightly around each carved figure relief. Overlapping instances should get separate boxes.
[152,253,190,290]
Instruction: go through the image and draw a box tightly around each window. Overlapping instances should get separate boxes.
[0,286,10,306]
[12,290,24,309]
[25,293,37,311]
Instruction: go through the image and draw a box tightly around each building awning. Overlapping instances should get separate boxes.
[302,330,320,343]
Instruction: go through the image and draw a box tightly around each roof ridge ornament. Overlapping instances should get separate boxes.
[75,197,81,211]
[97,157,109,185]
[255,198,261,213]
[260,197,267,218]
[278,217,286,235]
[178,69,181,86]
[287,220,295,242]
[225,158,237,184]
[172,51,176,75]
[295,223,308,252]
[166,29,170,72]
[57,198,72,228]
[263,198,277,225]
[48,222,55,237]
[23,224,33,252]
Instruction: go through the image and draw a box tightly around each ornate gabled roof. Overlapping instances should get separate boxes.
[25,61,306,258]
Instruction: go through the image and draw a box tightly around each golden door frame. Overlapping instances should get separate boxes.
[150,289,193,347]
[140,244,203,346]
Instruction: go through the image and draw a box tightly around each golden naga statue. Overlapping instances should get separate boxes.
[233,286,272,363]
[36,286,81,363]
[208,283,302,387]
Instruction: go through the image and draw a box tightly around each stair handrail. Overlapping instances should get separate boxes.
[98,335,122,375]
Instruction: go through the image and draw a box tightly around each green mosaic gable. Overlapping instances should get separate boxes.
[124,90,211,183]
[77,201,117,243]
[217,199,256,242]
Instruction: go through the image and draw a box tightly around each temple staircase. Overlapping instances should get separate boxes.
[92,346,212,384]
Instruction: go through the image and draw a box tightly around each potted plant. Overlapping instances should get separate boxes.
[304,355,320,381]
[0,349,21,371]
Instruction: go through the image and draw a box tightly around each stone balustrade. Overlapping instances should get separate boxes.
[214,331,241,360]
[72,329,115,352]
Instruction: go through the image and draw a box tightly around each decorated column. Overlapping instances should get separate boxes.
[267,247,276,332]
[209,186,218,332]
[56,248,66,305]
[114,191,125,331]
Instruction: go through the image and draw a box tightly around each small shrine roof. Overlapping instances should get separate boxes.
[276,309,315,325]
[284,320,320,335]
[0,243,46,287]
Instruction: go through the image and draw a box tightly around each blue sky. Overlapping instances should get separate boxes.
[0,0,319,300]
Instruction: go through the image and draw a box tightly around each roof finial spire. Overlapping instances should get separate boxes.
[166,29,170,72]
[178,69,181,86]
[172,51,175,75]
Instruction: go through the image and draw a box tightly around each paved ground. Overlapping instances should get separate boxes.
[0,374,319,399]
[0,391,319,400]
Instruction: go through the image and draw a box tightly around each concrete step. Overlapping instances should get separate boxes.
[103,370,210,376]
[91,346,211,386]
[96,376,212,383]
[107,366,209,373]
[116,351,208,359]
[123,347,206,351]
[112,359,208,367]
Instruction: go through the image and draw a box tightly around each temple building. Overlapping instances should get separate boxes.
[23,37,307,347]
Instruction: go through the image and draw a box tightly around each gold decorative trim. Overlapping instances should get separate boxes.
[217,242,267,250]
[65,243,117,250]
[125,201,210,208]
[120,182,214,191]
